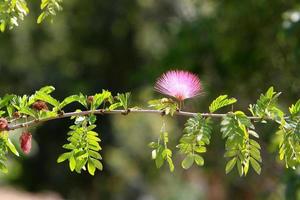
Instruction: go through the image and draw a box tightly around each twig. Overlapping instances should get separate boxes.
[7,109,262,131]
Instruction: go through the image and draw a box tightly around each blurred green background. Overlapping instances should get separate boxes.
[0,0,300,199]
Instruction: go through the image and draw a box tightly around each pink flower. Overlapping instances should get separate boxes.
[20,131,32,154]
[154,70,202,101]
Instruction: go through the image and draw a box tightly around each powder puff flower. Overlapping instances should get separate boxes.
[154,70,202,101]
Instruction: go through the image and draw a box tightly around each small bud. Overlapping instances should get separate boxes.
[32,100,48,111]
[0,118,8,130]
[13,111,21,118]
[161,98,170,103]
[20,131,32,154]
[87,96,94,104]
[152,150,157,159]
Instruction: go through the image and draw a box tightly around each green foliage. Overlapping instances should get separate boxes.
[116,92,130,110]
[0,85,298,177]
[221,111,262,176]
[276,99,300,169]
[0,0,63,32]
[148,98,178,116]
[37,0,63,24]
[58,95,83,110]
[249,87,284,123]
[209,95,237,113]
[0,0,29,32]
[91,90,112,110]
[289,99,300,118]
[149,130,174,172]
[0,131,19,173]
[57,115,103,175]
[0,85,128,174]
[35,89,60,107]
[177,114,212,169]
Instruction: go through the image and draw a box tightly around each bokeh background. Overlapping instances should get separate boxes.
[0,0,300,199]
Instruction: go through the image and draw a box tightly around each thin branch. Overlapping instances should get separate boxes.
[7,108,262,131]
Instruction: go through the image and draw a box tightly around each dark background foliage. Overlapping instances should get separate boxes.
[0,0,300,199]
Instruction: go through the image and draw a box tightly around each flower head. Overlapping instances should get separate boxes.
[20,131,32,154]
[154,70,202,101]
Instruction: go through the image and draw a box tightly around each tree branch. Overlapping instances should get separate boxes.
[7,108,262,131]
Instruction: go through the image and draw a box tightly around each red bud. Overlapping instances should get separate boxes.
[0,118,8,130]
[87,96,94,104]
[32,100,48,111]
[20,131,32,154]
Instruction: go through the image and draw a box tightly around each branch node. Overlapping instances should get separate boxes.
[121,109,130,115]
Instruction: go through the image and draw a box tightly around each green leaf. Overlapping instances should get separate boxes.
[224,150,237,158]
[88,150,102,160]
[19,107,37,118]
[0,95,14,109]
[237,159,243,176]
[221,111,258,176]
[87,160,96,175]
[166,157,174,172]
[148,142,158,149]
[250,157,261,174]
[182,154,194,169]
[148,98,178,116]
[75,158,87,173]
[250,146,262,162]
[194,154,204,166]
[38,0,62,24]
[69,156,76,171]
[249,130,259,138]
[0,163,8,173]
[93,90,112,110]
[41,0,49,9]
[155,153,164,168]
[108,102,122,110]
[209,95,237,113]
[244,160,249,175]
[6,139,19,157]
[225,157,237,174]
[7,105,14,118]
[178,115,212,169]
[62,144,75,150]
[58,95,81,110]
[250,139,261,149]
[35,91,59,107]
[38,86,55,94]
[161,148,172,158]
[289,99,300,116]
[76,93,88,108]
[57,152,72,163]
[194,146,206,153]
[0,22,6,32]
[249,86,283,121]
[266,86,274,98]
[91,158,103,171]
[116,92,131,110]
